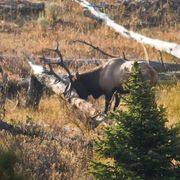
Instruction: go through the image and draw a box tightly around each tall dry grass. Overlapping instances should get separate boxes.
[0,0,179,179]
[0,0,179,61]
[156,83,180,125]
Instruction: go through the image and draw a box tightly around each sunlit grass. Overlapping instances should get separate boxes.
[5,96,79,128]
[5,82,180,128]
[156,83,180,125]
[0,1,179,178]
[0,0,179,62]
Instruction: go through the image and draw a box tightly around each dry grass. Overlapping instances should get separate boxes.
[2,96,93,179]
[0,1,179,61]
[0,130,92,179]
[156,83,180,125]
[6,96,71,126]
[0,0,179,179]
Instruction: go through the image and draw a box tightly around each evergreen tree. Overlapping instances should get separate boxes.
[0,147,25,180]
[89,62,180,180]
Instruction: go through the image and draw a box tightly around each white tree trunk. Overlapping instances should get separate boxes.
[74,0,180,59]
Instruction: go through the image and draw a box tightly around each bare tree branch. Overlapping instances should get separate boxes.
[72,40,119,58]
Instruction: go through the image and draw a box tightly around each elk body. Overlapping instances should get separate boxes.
[72,58,158,113]
[42,44,158,113]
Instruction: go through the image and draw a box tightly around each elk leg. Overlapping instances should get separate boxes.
[104,94,112,113]
[114,93,121,111]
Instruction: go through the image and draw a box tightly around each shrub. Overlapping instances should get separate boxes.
[89,62,180,180]
[0,146,24,179]
[37,15,49,32]
[46,2,62,26]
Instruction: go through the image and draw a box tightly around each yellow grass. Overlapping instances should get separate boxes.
[0,0,179,61]
[156,83,180,125]
[5,96,86,132]
[0,0,179,178]
[1,1,180,130]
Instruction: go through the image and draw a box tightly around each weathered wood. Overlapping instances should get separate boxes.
[0,119,23,135]
[25,75,43,110]
[39,56,180,72]
[28,62,109,128]
[39,56,102,68]
[1,53,180,72]
[83,0,179,28]
[74,0,180,59]
[158,71,180,84]
[149,61,180,72]
[0,0,44,16]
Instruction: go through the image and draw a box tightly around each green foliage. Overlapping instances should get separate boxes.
[89,62,180,180]
[0,147,24,180]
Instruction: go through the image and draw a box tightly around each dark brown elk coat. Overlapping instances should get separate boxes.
[73,58,158,113]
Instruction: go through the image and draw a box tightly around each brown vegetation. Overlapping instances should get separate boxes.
[0,0,179,179]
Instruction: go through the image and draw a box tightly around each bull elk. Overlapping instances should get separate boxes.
[72,58,158,112]
[42,43,158,113]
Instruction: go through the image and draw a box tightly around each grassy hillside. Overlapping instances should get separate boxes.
[0,0,179,179]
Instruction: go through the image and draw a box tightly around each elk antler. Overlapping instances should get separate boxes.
[71,39,119,58]
[44,42,74,82]
[41,42,75,98]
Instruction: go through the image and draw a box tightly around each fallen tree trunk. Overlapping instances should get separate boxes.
[38,56,102,68]
[39,56,180,72]
[0,119,23,135]
[28,62,109,128]
[1,53,180,72]
[74,0,180,59]
[0,0,44,15]
[158,71,180,83]
[0,118,92,151]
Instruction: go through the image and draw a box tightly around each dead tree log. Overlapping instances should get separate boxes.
[25,75,44,110]
[0,0,44,16]
[28,61,109,128]
[39,56,180,72]
[1,53,180,72]
[0,119,23,135]
[74,0,180,59]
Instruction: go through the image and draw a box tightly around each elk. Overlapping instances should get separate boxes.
[42,43,158,113]
[72,58,158,112]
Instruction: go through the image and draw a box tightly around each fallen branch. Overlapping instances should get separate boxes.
[2,53,180,71]
[73,0,180,59]
[0,118,92,152]
[39,56,102,68]
[0,119,23,135]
